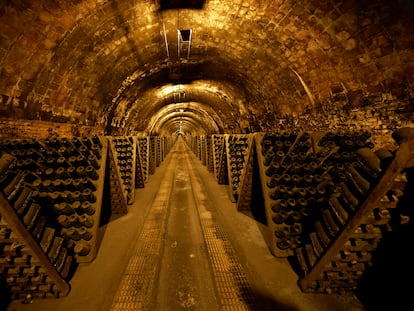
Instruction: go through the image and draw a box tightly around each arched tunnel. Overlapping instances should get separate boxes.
[0,1,414,310]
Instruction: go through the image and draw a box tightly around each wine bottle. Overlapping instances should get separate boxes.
[53,202,75,216]
[79,215,94,228]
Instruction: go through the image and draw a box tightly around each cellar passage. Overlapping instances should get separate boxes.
[0,0,414,310]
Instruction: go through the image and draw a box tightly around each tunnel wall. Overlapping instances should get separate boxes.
[0,119,104,140]
[1,93,413,140]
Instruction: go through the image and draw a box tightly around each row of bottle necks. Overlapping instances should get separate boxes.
[263,150,379,196]
[263,137,374,154]
[262,145,379,177]
[113,148,135,193]
[273,214,337,252]
[1,240,74,290]
[1,168,99,228]
[7,143,102,159]
[2,138,151,169]
[263,154,376,234]
[23,175,99,205]
[0,196,79,274]
[1,135,102,150]
[261,129,374,154]
[3,141,146,197]
[1,137,103,158]
[266,170,370,201]
[24,195,95,255]
[261,130,371,145]
[267,180,367,227]
[269,194,391,253]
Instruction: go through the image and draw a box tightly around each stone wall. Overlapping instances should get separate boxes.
[0,118,104,140]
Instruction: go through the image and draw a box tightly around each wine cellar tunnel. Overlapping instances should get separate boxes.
[0,0,414,310]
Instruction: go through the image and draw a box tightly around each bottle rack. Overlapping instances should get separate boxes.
[137,137,150,184]
[0,154,73,300]
[206,136,214,173]
[108,137,136,205]
[186,129,414,294]
[0,136,107,264]
[107,141,128,216]
[0,134,177,302]
[255,130,381,257]
[296,128,414,293]
[199,136,207,166]
[149,137,157,175]
[212,135,228,185]
[225,134,253,203]
[186,135,197,155]
[133,137,145,189]
[164,136,175,157]
[235,135,255,212]
[156,137,162,168]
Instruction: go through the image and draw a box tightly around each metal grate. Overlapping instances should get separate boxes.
[111,141,258,310]
[200,213,258,310]
[185,149,259,310]
[109,167,175,310]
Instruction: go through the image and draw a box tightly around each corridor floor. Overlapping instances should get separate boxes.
[6,138,366,311]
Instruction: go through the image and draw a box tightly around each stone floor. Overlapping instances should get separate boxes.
[6,139,366,311]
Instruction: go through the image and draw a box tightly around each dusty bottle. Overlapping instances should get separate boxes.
[261,134,275,156]
[267,174,281,189]
[265,162,281,177]
[81,137,92,148]
[272,210,289,224]
[79,214,94,228]
[92,135,102,148]
[91,144,102,159]
[79,227,92,241]
[79,177,96,191]
[53,202,75,216]
[263,149,274,166]
[88,154,100,170]
[80,201,95,215]
[346,162,371,195]
[276,238,290,250]
[85,166,99,180]
[57,214,79,228]
[271,199,288,213]
[337,182,359,211]
[63,227,81,241]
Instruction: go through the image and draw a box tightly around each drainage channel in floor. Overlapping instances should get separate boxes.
[111,141,258,310]
[201,214,259,310]
[184,148,259,311]
[109,159,175,310]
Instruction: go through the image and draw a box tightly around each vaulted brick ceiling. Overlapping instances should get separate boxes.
[0,0,413,135]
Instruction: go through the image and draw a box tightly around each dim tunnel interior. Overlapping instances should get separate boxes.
[0,0,414,310]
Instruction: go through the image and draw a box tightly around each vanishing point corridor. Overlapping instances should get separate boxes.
[1,1,413,310]
[110,137,257,310]
[6,138,365,311]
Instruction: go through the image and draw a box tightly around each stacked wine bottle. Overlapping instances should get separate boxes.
[137,137,149,184]
[295,129,413,294]
[184,129,414,294]
[0,148,82,299]
[226,135,250,203]
[206,135,214,173]
[149,137,157,175]
[110,137,135,205]
[211,135,228,185]
[256,130,384,258]
[0,136,105,263]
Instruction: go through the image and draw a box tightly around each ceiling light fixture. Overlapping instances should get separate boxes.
[178,29,192,59]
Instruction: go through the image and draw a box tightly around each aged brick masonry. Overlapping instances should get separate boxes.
[0,1,413,310]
